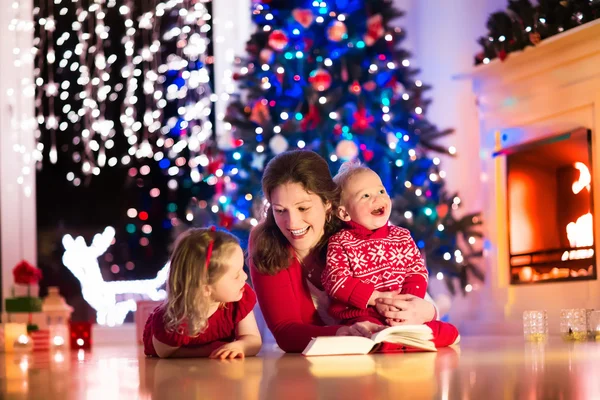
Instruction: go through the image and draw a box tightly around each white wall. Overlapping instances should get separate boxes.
[0,0,37,304]
[393,0,507,322]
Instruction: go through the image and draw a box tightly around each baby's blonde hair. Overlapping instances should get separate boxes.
[163,227,240,336]
[333,160,373,204]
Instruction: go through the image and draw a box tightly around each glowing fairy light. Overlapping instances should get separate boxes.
[34,0,214,182]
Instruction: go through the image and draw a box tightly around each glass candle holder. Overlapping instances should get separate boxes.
[560,308,588,341]
[523,310,548,341]
[588,310,600,340]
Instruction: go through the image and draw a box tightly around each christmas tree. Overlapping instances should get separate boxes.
[214,0,483,294]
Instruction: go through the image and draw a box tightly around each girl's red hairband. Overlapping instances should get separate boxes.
[205,226,216,270]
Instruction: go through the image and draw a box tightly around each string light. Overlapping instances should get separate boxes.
[34,0,214,182]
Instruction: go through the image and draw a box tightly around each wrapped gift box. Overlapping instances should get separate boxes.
[5,297,43,313]
[135,300,162,344]
[70,321,92,350]
[29,329,50,352]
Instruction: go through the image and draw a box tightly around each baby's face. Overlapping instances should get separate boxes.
[340,170,391,230]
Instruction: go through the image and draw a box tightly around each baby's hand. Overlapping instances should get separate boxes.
[368,290,400,306]
[375,301,400,315]
[209,341,245,360]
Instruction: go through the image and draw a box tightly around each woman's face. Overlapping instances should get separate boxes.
[270,182,331,259]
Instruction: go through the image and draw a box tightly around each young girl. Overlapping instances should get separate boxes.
[143,227,262,359]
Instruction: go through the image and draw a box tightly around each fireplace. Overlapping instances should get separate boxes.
[460,20,600,335]
[500,128,596,284]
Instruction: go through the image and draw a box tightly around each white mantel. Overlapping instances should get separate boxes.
[463,19,600,334]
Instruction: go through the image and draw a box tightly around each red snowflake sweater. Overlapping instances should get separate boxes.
[323,220,428,321]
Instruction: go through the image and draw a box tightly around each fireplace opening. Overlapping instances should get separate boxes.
[504,128,596,284]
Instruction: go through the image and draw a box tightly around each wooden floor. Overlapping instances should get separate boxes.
[1,336,600,399]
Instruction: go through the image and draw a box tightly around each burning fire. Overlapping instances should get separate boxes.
[561,162,594,261]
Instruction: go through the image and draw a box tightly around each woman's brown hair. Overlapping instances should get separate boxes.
[164,227,240,336]
[249,150,341,275]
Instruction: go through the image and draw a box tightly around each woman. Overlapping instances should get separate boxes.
[249,150,437,353]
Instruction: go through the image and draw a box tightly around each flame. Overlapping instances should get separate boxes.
[572,162,591,194]
[561,163,594,261]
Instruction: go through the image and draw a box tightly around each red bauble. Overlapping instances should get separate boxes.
[309,69,332,92]
[327,20,347,42]
[292,9,313,28]
[363,149,374,162]
[268,30,288,51]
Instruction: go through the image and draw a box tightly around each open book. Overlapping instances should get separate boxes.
[302,324,436,356]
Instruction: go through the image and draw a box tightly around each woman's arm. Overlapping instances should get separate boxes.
[152,336,227,358]
[251,264,341,353]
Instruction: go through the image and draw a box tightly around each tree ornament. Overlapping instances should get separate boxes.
[363,81,377,91]
[364,14,384,46]
[300,104,321,131]
[387,132,399,148]
[251,153,267,171]
[336,140,359,160]
[268,30,289,51]
[249,100,271,125]
[352,107,374,133]
[259,48,274,63]
[529,32,541,45]
[327,20,347,42]
[350,80,361,95]
[218,212,234,229]
[292,8,313,28]
[309,68,332,91]
[363,149,374,162]
[437,203,449,219]
[269,134,289,155]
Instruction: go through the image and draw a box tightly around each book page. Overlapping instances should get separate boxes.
[370,324,433,343]
[302,336,376,356]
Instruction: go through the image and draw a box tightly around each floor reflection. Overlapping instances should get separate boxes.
[2,337,600,399]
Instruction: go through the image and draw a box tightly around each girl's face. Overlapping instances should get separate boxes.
[209,245,248,303]
[270,182,331,260]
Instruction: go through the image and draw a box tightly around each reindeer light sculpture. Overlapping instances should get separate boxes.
[62,227,169,326]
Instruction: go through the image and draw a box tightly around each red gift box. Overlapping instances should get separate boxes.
[30,329,51,352]
[69,321,92,350]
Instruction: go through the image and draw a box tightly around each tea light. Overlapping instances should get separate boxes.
[53,335,65,347]
[523,310,548,341]
[13,334,33,352]
[560,308,588,341]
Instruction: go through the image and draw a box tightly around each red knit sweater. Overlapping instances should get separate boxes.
[323,221,428,320]
[250,255,341,353]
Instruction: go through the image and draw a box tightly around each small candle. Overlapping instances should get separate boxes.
[53,335,65,347]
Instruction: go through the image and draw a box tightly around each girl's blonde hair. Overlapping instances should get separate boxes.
[163,227,240,336]
[333,160,373,204]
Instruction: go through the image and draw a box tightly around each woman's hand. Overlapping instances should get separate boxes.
[336,321,385,338]
[375,294,436,325]
[209,341,245,360]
